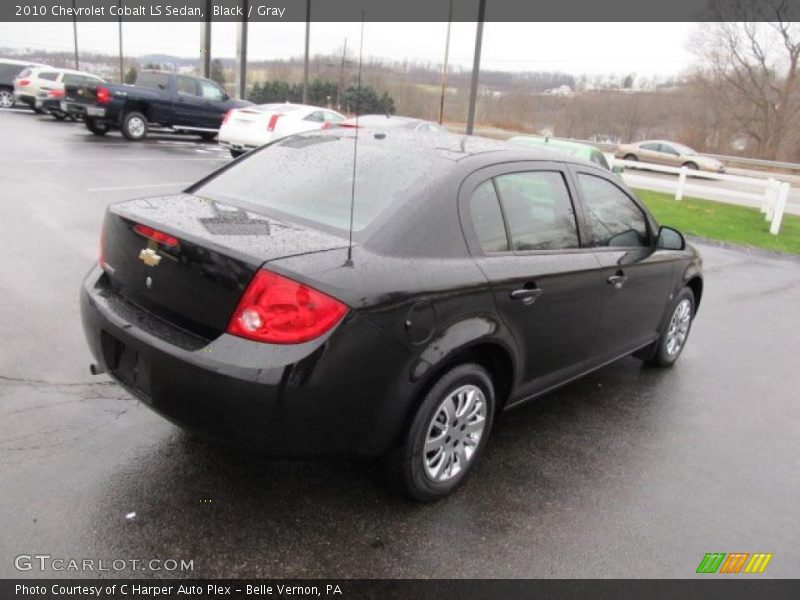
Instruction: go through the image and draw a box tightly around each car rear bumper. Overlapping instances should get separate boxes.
[80,265,414,457]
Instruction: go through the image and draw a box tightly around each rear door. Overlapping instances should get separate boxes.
[460,162,606,399]
[569,166,676,360]
[638,142,663,164]
[173,75,205,127]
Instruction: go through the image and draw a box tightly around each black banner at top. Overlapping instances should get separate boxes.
[4,0,800,22]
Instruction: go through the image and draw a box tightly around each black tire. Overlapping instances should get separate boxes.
[683,161,699,171]
[51,111,67,121]
[639,287,696,368]
[0,87,15,109]
[32,106,45,114]
[85,118,109,136]
[230,149,245,158]
[199,132,217,142]
[624,153,638,162]
[385,363,495,501]
[121,111,148,141]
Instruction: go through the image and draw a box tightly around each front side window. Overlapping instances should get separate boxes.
[641,142,660,152]
[323,111,344,123]
[199,80,224,101]
[577,173,650,248]
[469,180,509,253]
[177,76,198,96]
[659,144,679,156]
[494,171,579,251]
[590,151,610,170]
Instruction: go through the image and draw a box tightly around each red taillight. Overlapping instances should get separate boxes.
[96,86,111,104]
[133,224,178,247]
[267,114,281,132]
[17,79,30,86]
[222,109,233,125]
[48,89,64,98]
[227,270,348,344]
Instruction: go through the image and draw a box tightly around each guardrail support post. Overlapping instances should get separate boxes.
[762,178,775,214]
[769,182,789,235]
[675,166,687,200]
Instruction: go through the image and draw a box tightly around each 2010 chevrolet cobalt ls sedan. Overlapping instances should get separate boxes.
[81,130,702,500]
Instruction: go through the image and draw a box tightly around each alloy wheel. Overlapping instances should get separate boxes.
[0,90,14,108]
[423,384,487,482]
[666,298,692,356]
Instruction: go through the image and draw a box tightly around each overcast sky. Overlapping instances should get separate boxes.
[0,22,698,75]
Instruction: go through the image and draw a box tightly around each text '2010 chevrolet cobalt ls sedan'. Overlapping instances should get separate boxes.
[81,130,702,500]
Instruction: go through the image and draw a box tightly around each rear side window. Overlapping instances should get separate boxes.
[577,174,650,248]
[494,171,579,251]
[470,181,509,253]
[17,68,32,78]
[641,142,660,151]
[137,72,170,90]
[38,72,59,81]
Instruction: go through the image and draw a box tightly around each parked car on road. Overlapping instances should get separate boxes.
[508,135,619,172]
[65,70,251,141]
[34,71,107,120]
[0,58,45,108]
[340,114,447,133]
[615,140,725,173]
[81,130,702,500]
[219,103,346,158]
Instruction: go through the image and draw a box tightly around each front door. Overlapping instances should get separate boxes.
[461,163,607,399]
[570,168,676,360]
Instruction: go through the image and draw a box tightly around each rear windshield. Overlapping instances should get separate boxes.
[193,133,441,234]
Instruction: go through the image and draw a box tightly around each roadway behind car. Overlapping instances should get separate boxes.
[2,110,800,576]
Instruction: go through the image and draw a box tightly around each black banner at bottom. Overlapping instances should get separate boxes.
[3,579,800,600]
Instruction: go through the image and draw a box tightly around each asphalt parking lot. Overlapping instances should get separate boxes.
[1,108,800,579]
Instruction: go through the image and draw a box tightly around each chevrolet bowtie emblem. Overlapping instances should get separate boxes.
[139,248,162,267]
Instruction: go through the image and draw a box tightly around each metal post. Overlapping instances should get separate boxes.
[466,0,486,135]
[235,0,248,99]
[770,182,789,235]
[302,0,311,104]
[72,0,79,70]
[118,2,124,83]
[437,0,453,125]
[200,1,212,78]
[675,166,687,200]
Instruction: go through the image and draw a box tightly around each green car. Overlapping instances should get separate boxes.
[508,135,622,174]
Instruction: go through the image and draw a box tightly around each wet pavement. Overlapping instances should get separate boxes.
[2,109,800,578]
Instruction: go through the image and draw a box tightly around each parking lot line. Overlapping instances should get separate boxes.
[87,182,193,192]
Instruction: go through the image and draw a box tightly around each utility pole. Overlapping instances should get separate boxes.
[235,0,248,99]
[466,0,486,135]
[302,0,311,104]
[71,0,79,70]
[437,0,453,125]
[118,1,124,83]
[200,0,212,78]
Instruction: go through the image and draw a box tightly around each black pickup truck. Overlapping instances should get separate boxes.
[64,70,251,141]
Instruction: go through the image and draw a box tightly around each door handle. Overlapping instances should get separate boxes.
[510,286,543,305]
[607,271,628,289]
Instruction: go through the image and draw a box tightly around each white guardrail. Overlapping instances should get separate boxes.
[610,159,791,235]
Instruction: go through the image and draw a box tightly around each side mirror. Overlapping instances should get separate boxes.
[657,226,685,251]
[612,165,625,174]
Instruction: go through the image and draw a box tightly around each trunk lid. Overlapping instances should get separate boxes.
[101,193,349,340]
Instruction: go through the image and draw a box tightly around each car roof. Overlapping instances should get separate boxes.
[306,127,592,167]
[508,135,600,157]
[0,57,44,67]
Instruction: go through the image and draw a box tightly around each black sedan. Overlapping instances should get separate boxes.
[80,130,702,500]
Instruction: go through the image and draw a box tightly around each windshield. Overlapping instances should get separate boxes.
[193,132,442,235]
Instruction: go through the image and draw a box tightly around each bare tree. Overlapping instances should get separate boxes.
[691,0,800,159]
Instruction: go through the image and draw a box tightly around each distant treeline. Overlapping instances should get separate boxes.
[248,79,396,115]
